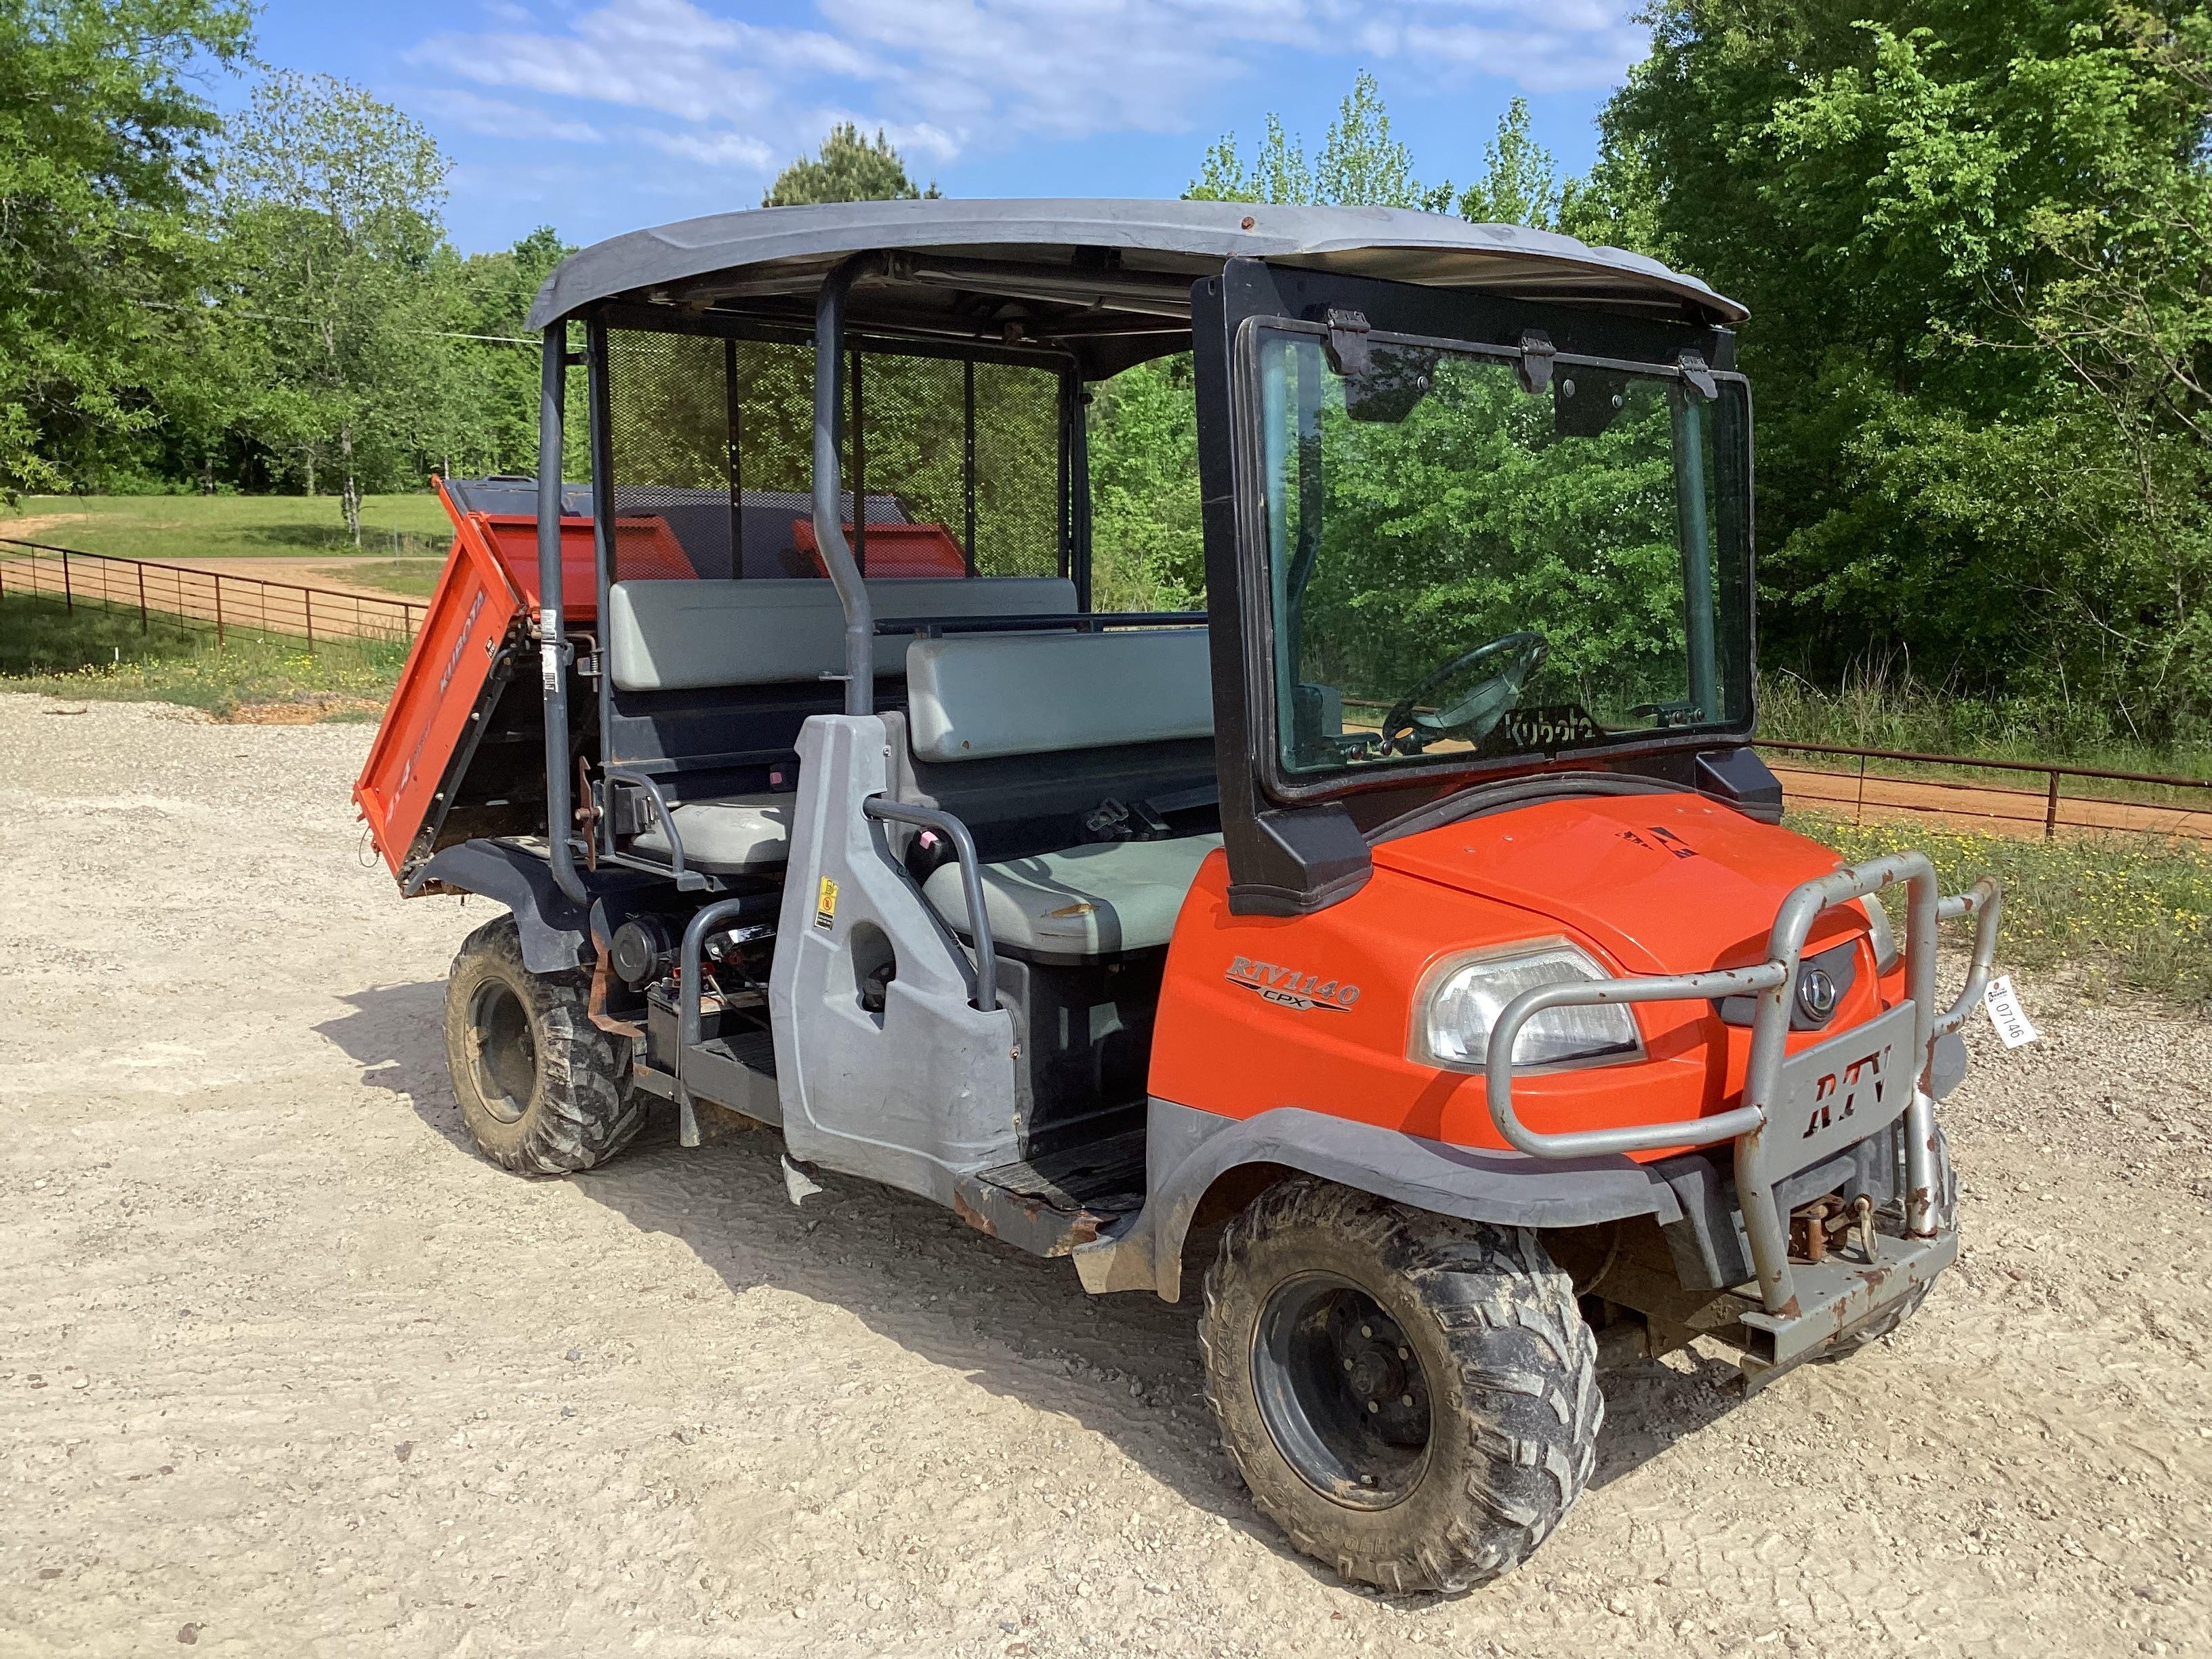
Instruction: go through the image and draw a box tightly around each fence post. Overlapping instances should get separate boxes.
[62,549,73,613]
[304,588,314,652]
[137,562,148,633]
[213,578,224,649]
[2045,769,2060,840]
[1856,751,1868,826]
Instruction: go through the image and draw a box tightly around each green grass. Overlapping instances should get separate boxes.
[1794,811,2212,1009]
[0,492,453,562]
[0,592,406,718]
[1759,670,2212,781]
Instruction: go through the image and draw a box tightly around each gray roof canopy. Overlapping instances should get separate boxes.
[528,197,1744,354]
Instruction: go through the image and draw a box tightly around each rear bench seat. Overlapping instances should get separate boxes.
[607,575,1076,871]
[903,628,1218,956]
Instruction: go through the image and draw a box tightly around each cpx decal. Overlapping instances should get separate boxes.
[1226,956,1362,1013]
[1803,1042,1893,1139]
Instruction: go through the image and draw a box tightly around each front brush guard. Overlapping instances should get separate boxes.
[1484,854,2001,1372]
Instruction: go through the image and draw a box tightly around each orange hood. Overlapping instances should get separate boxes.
[1371,792,1858,975]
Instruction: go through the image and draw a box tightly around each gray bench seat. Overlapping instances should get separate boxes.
[922,834,1223,956]
[632,794,794,871]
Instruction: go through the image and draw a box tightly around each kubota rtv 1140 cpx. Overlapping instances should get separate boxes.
[357,199,2001,1593]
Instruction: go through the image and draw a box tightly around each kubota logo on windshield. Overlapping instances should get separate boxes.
[1226,956,1362,1012]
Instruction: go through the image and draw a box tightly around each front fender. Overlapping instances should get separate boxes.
[1074,1097,1685,1300]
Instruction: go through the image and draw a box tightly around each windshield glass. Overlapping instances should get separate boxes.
[1248,325,1753,783]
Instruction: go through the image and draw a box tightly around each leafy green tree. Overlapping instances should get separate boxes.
[443,226,573,478]
[218,70,456,539]
[1605,0,2212,737]
[762,122,939,207]
[0,0,251,501]
[1188,70,1446,210]
[1088,353,1204,609]
[1456,98,1561,229]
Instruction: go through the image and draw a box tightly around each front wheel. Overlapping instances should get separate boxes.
[443,915,645,1175]
[1200,1178,1601,1594]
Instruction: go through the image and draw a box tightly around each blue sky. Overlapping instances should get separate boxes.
[245,1,1651,255]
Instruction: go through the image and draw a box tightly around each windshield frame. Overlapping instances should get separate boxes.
[1229,312,1758,808]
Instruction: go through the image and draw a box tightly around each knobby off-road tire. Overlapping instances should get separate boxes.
[443,915,645,1176]
[1201,1178,1601,1594]
[1826,1122,1959,1355]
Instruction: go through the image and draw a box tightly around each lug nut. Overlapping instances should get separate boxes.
[1400,1393,1414,1408]
[1360,1324,1373,1339]
[1397,1346,1410,1360]
[1342,1358,1354,1373]
[1367,1399,1380,1413]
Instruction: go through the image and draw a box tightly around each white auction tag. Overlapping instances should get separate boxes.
[1983,974,2040,1048]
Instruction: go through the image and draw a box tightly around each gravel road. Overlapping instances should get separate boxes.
[3,693,2207,1658]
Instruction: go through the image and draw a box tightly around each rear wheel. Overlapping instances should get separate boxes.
[443,916,644,1175]
[1200,1178,1601,1593]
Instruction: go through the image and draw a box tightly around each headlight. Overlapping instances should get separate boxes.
[1856,893,1900,974]
[1415,941,1642,1071]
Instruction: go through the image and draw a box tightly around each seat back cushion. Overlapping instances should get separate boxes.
[905,628,1214,762]
[607,575,1077,693]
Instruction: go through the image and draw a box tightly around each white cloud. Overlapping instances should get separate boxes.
[412,0,1647,178]
[1357,2,1647,93]
[413,87,605,144]
[644,128,777,170]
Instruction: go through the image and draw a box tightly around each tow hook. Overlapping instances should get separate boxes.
[1789,1194,1877,1265]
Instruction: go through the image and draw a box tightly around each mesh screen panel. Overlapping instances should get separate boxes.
[603,327,1067,583]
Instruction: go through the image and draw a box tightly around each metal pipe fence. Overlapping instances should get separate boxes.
[1754,738,2212,844]
[0,537,424,648]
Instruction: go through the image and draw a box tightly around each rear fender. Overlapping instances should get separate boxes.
[409,839,589,973]
[1074,1098,1685,1300]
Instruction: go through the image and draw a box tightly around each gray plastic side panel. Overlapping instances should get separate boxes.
[411,840,587,973]
[1090,1098,1684,1301]
[766,714,1021,1203]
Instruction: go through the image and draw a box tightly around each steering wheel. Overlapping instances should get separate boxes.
[1378,630,1549,754]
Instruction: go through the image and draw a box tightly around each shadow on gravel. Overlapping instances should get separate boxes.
[319,979,1749,1578]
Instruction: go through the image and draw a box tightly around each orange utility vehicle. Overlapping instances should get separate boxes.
[359,201,2001,1592]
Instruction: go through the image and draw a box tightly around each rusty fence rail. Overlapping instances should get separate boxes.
[1755,737,2212,844]
[0,537,424,649]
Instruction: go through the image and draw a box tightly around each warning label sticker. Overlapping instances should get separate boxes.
[813,876,839,931]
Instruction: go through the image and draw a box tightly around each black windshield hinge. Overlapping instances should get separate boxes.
[1517,331,1556,395]
[1677,350,1719,401]
[1324,308,1372,378]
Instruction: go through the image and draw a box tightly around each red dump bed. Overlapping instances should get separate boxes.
[352,479,695,878]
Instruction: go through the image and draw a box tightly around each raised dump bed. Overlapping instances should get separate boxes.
[354,478,611,882]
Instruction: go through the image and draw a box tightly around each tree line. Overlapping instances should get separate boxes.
[7,1,2212,739]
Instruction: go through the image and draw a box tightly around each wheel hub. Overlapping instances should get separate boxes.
[1252,1273,1434,1511]
[466,980,537,1124]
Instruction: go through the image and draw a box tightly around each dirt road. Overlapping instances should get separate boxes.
[3,694,2207,1658]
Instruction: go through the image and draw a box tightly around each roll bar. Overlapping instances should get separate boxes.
[813,251,890,716]
[538,326,588,905]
